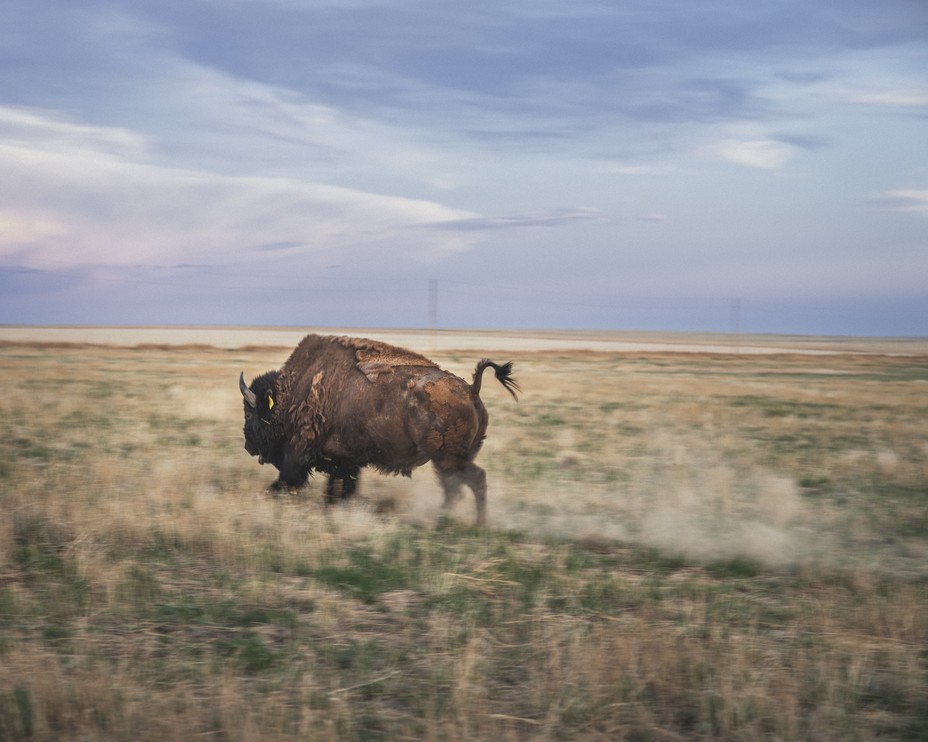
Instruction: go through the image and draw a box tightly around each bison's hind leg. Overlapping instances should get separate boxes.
[436,462,487,526]
[437,469,463,509]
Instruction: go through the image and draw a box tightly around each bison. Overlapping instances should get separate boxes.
[239,333,518,524]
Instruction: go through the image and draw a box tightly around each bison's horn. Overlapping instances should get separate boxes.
[239,372,257,407]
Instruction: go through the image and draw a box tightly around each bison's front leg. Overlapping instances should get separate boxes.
[323,464,361,504]
[268,458,309,492]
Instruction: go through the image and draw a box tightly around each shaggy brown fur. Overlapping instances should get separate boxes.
[240,334,518,524]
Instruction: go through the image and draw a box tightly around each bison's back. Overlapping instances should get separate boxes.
[281,334,487,475]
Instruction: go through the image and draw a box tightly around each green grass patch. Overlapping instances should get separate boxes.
[215,632,280,674]
[707,555,763,579]
[313,545,413,604]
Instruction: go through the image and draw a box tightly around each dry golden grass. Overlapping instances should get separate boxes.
[1,336,926,740]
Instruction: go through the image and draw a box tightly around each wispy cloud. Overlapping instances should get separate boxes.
[434,208,611,232]
[717,139,795,170]
[873,190,928,216]
[851,89,928,107]
[0,106,147,159]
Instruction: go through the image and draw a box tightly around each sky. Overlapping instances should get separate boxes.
[1,0,926,335]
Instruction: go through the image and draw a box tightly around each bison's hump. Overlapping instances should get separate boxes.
[332,335,438,382]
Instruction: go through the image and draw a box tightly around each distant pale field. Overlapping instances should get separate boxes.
[1,329,926,739]
[2,324,926,355]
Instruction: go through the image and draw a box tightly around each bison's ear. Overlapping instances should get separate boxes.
[265,390,275,411]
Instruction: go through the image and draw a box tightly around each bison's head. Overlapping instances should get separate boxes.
[239,371,284,466]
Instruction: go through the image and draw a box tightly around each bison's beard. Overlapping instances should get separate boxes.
[243,435,273,466]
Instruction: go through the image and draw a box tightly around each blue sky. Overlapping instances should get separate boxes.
[1,0,926,335]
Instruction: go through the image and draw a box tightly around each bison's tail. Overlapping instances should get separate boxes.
[472,359,520,401]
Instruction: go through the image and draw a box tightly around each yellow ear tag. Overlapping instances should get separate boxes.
[266,393,275,411]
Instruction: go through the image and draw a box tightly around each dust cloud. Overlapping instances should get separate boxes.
[345,464,830,569]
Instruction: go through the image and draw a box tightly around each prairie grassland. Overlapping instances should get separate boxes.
[0,338,926,740]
